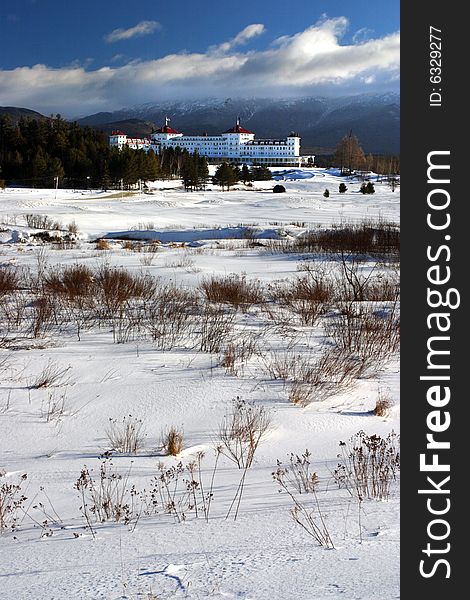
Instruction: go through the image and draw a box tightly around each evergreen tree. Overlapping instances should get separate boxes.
[100,161,111,191]
[197,155,209,189]
[360,181,375,194]
[213,162,238,191]
[123,147,139,189]
[339,182,347,193]
[181,153,197,191]
[323,188,330,198]
[240,164,252,184]
[232,165,241,183]
[250,165,272,181]
[46,157,65,187]
[366,181,375,194]
[31,148,48,187]
[145,150,160,182]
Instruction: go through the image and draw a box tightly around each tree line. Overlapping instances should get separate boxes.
[0,114,398,190]
[0,115,275,190]
[331,133,400,176]
[0,115,208,189]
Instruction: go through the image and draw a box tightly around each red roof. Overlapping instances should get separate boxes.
[223,124,253,134]
[111,130,126,136]
[154,125,180,134]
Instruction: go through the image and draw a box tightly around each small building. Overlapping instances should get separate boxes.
[109,118,314,166]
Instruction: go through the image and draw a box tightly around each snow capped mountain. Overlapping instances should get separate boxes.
[76,94,400,154]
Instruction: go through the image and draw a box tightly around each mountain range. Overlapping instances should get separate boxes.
[1,94,400,155]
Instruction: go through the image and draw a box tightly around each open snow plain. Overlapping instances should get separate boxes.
[0,168,400,599]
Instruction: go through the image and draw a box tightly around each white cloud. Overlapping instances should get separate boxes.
[353,27,374,43]
[105,20,161,43]
[213,23,266,53]
[0,18,400,116]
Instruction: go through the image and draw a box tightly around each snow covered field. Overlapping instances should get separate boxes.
[0,168,400,599]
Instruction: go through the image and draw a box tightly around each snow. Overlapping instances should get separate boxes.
[0,168,400,599]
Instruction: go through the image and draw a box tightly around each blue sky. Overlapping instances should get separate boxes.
[0,0,399,116]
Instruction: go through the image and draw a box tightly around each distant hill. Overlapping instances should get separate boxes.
[92,118,157,139]
[1,94,400,155]
[76,93,400,155]
[0,106,49,123]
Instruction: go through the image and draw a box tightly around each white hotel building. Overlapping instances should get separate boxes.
[109,119,313,166]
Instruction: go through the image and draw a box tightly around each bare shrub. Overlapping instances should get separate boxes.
[373,392,394,417]
[201,274,264,311]
[0,472,27,535]
[96,267,156,341]
[270,269,334,325]
[273,455,333,548]
[24,214,58,230]
[278,450,319,494]
[30,360,72,389]
[151,453,219,523]
[45,264,96,339]
[41,390,67,422]
[95,239,111,250]
[333,431,400,501]
[139,253,156,267]
[287,381,314,406]
[263,238,292,254]
[334,256,400,304]
[161,426,184,456]
[259,302,298,331]
[221,344,237,374]
[363,269,400,302]
[221,334,259,376]
[292,220,399,258]
[45,264,95,299]
[264,350,327,385]
[266,348,366,406]
[29,296,56,338]
[106,415,145,454]
[335,255,376,302]
[0,268,18,296]
[326,301,400,370]
[132,221,156,231]
[0,288,28,333]
[164,253,198,271]
[218,398,272,469]
[75,458,136,530]
[145,285,197,350]
[67,220,79,235]
[199,304,235,353]
[138,243,160,266]
[97,266,155,310]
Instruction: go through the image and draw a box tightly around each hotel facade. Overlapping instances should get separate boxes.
[109,119,313,166]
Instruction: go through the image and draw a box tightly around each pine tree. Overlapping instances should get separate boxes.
[181,154,196,191]
[145,150,160,182]
[360,181,375,194]
[31,148,48,187]
[123,148,139,189]
[339,182,347,193]
[323,188,330,198]
[250,165,272,181]
[241,164,252,184]
[100,161,111,191]
[213,162,238,191]
[46,157,65,187]
[197,155,209,189]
